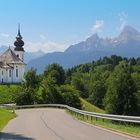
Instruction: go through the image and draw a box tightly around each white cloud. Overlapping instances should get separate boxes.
[118,12,128,31]
[25,40,68,53]
[0,33,10,38]
[91,20,104,33]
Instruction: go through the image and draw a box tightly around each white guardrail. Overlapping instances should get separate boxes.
[1,104,140,124]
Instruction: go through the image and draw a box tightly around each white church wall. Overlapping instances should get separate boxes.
[13,65,19,83]
[0,69,6,83]
[14,51,24,61]
[0,64,25,84]
[0,69,1,83]
[0,69,2,83]
[2,69,6,83]
[12,64,24,83]
[7,69,13,83]
[0,69,12,83]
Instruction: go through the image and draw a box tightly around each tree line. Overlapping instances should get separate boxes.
[16,55,140,116]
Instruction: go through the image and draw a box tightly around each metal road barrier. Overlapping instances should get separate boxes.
[1,104,140,124]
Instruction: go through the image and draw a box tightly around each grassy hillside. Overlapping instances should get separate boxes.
[80,98,105,113]
[0,85,21,104]
[0,108,16,131]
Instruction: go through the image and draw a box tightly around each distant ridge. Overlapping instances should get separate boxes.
[26,25,140,73]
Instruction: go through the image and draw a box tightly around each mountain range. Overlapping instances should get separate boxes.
[26,25,140,73]
[65,25,140,55]
[1,25,140,73]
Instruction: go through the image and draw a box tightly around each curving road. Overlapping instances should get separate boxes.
[0,108,139,140]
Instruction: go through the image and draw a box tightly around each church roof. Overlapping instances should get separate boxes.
[0,48,25,69]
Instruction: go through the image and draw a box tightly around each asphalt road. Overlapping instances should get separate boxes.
[0,108,139,140]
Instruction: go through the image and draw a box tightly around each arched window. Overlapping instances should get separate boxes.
[16,67,18,77]
[9,70,12,77]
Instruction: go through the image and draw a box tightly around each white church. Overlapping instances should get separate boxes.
[0,25,25,83]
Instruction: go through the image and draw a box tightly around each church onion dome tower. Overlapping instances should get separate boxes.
[14,24,24,52]
[14,24,25,61]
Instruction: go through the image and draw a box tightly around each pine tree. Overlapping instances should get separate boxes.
[104,61,138,115]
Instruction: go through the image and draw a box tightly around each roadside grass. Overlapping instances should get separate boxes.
[0,108,16,131]
[80,98,105,113]
[80,116,140,138]
[68,98,140,138]
[0,84,21,104]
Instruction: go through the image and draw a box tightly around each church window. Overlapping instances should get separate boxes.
[17,54,19,58]
[9,70,12,77]
[16,69,18,77]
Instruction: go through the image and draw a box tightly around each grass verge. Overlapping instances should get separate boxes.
[80,98,105,113]
[69,98,140,138]
[68,111,140,138]
[0,108,16,131]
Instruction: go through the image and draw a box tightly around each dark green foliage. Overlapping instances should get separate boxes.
[38,76,63,104]
[58,85,81,109]
[44,63,65,85]
[132,73,140,113]
[0,85,21,104]
[136,91,140,113]
[93,64,113,73]
[16,68,40,105]
[95,55,123,67]
[89,80,106,108]
[67,56,140,115]
[104,61,138,115]
[76,63,91,73]
[35,64,81,108]
[23,68,40,89]
[71,73,89,98]
[2,55,140,116]
[16,89,34,105]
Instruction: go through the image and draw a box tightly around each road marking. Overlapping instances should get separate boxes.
[40,112,65,140]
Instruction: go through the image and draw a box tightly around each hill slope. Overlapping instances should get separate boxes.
[80,98,105,113]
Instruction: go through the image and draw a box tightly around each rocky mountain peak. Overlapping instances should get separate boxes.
[86,33,100,42]
[26,25,140,73]
[119,25,140,40]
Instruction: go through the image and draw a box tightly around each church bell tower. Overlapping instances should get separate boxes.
[14,24,25,61]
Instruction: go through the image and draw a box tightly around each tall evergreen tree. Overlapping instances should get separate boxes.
[44,63,65,85]
[104,61,138,115]
[16,68,40,105]
[89,80,106,108]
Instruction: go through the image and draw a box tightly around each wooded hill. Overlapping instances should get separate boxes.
[1,55,140,116]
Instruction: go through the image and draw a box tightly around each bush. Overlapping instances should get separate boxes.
[0,85,21,104]
[15,88,35,105]
[59,85,81,109]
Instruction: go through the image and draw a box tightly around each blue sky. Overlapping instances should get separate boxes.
[0,0,140,52]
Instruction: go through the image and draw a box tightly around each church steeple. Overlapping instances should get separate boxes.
[14,24,24,51]
[17,24,22,39]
